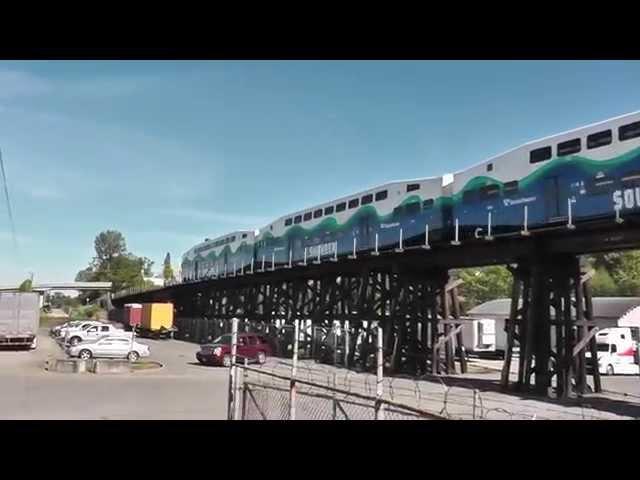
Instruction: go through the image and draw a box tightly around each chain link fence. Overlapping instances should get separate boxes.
[238,364,443,420]
[224,318,634,420]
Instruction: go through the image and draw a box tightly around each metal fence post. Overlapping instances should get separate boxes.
[333,324,338,419]
[242,357,248,420]
[234,354,241,420]
[344,320,350,369]
[289,319,299,420]
[375,324,385,420]
[227,317,238,420]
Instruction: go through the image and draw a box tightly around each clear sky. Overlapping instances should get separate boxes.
[1,60,639,284]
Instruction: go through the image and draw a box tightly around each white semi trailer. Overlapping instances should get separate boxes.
[0,292,40,349]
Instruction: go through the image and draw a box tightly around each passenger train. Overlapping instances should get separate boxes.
[181,111,640,281]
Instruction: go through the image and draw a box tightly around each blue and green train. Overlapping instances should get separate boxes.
[181,111,640,281]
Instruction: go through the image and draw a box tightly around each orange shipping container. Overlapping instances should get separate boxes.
[141,303,174,331]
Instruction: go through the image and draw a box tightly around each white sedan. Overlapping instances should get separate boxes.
[66,337,150,362]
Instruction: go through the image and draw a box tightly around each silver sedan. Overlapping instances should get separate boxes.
[66,337,150,362]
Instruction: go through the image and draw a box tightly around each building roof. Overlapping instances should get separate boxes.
[467,297,640,322]
[618,306,640,327]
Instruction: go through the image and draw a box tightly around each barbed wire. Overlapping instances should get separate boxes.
[233,359,628,420]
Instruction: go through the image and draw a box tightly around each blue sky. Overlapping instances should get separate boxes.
[1,60,640,284]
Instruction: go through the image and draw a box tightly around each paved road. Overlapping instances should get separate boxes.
[0,329,230,419]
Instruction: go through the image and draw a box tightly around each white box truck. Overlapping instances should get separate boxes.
[0,292,39,349]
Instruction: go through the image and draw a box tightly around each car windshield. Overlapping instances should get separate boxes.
[596,343,610,352]
[212,335,232,345]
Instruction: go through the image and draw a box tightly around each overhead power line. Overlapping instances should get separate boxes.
[0,147,18,250]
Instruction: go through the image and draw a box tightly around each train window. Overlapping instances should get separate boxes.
[294,215,302,224]
[406,202,421,214]
[313,209,323,218]
[463,190,478,204]
[620,121,640,141]
[303,212,312,221]
[324,205,334,215]
[504,181,519,195]
[530,146,552,164]
[557,138,581,156]
[588,175,615,195]
[479,184,500,200]
[232,236,236,242]
[587,130,612,149]
[242,233,247,239]
[406,183,420,192]
[348,198,359,209]
[361,194,373,205]
[486,163,493,172]
[622,171,640,186]
[423,199,434,209]
[375,190,388,201]
[285,218,293,226]
[336,202,346,212]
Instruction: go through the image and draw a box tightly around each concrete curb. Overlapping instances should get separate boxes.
[44,358,164,374]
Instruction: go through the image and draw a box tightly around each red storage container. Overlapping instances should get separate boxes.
[124,304,142,327]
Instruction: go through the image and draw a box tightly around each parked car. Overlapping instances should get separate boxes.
[54,320,103,341]
[65,323,130,346]
[66,336,150,362]
[50,320,85,338]
[196,333,273,367]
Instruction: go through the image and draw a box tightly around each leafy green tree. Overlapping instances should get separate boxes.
[93,230,127,267]
[455,265,513,310]
[590,268,618,297]
[141,257,154,277]
[163,252,174,281]
[76,230,154,294]
[608,251,640,296]
[93,253,148,292]
[18,278,33,292]
[75,267,95,282]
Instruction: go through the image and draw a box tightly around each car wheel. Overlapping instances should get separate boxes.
[70,337,81,346]
[222,354,232,368]
[127,351,139,362]
[257,351,266,365]
[606,364,614,376]
[79,349,92,360]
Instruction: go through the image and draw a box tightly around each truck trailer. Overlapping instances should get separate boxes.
[0,292,40,349]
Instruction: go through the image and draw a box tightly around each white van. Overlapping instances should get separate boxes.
[586,327,639,375]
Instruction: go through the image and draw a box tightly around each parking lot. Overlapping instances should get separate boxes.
[1,326,639,419]
[0,328,230,419]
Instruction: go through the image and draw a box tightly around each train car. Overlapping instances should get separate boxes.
[181,230,256,281]
[451,111,640,242]
[253,176,451,268]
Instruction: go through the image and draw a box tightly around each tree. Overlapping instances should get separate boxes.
[163,252,174,281]
[584,250,640,296]
[76,230,155,294]
[591,268,618,297]
[608,251,640,296]
[93,230,127,267]
[141,257,154,277]
[75,267,95,282]
[92,253,149,292]
[455,265,513,311]
[18,278,33,292]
